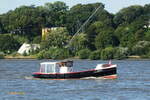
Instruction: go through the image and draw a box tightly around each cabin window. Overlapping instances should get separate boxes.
[40,63,56,73]
[40,64,45,73]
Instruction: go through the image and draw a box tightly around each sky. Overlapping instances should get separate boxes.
[0,0,150,14]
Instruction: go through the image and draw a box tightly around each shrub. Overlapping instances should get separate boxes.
[50,48,71,59]
[23,51,28,56]
[77,49,91,59]
[89,50,101,60]
[0,52,4,59]
[113,47,129,60]
[36,48,71,59]
[142,51,150,58]
[36,50,51,59]
[32,36,41,44]
[101,47,115,60]
[11,52,19,57]
[0,34,21,53]
[132,41,150,55]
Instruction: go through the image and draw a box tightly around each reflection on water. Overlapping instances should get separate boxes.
[0,59,150,100]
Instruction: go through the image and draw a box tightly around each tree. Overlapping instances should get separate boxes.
[86,21,105,50]
[95,30,119,49]
[101,47,115,60]
[66,3,104,34]
[69,33,88,52]
[77,49,91,59]
[44,1,68,12]
[41,27,70,49]
[113,47,129,59]
[0,34,20,53]
[0,5,45,40]
[44,1,68,27]
[89,50,101,60]
[144,29,150,41]
[114,5,144,25]
[132,41,150,55]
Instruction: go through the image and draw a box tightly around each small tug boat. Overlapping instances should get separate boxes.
[32,60,117,79]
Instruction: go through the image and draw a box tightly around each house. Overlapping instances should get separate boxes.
[18,43,40,55]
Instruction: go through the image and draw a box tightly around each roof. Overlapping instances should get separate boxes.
[40,62,58,65]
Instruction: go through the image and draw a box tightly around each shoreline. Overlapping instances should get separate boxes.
[1,55,150,61]
[4,55,36,59]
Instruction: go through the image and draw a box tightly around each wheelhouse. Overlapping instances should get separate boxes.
[40,62,58,73]
[39,61,73,74]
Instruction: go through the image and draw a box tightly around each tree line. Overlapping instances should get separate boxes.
[0,1,150,59]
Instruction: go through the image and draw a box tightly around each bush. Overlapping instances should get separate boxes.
[32,36,41,44]
[36,50,51,59]
[0,52,4,59]
[142,51,150,58]
[77,49,91,59]
[11,52,19,57]
[101,47,115,60]
[23,51,28,56]
[132,41,150,55]
[0,34,21,53]
[89,50,101,60]
[113,47,129,60]
[36,48,71,59]
[50,48,71,59]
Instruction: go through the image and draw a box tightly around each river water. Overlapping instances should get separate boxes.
[0,59,149,100]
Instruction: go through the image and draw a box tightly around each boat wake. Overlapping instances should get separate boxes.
[80,77,107,80]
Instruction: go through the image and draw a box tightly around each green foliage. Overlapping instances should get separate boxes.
[36,50,48,59]
[41,27,70,49]
[69,33,88,52]
[89,50,101,60]
[0,2,150,59]
[36,48,71,59]
[77,49,91,59]
[23,51,28,56]
[114,5,143,25]
[144,30,150,41]
[66,3,104,34]
[101,47,115,60]
[0,34,20,53]
[147,51,150,58]
[32,36,41,44]
[95,30,119,49]
[12,35,29,44]
[86,21,107,50]
[113,47,129,59]
[44,1,68,12]
[0,52,4,59]
[132,41,150,55]
[11,52,20,57]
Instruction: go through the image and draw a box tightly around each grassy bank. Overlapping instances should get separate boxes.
[4,55,36,59]
[2,55,149,60]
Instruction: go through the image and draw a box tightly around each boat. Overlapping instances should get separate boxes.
[32,60,117,79]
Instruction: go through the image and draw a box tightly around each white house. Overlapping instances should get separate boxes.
[18,43,40,55]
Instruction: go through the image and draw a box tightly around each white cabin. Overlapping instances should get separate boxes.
[39,61,73,74]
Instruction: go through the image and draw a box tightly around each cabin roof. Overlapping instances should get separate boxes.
[40,62,57,65]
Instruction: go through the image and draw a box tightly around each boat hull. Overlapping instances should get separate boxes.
[32,67,117,79]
